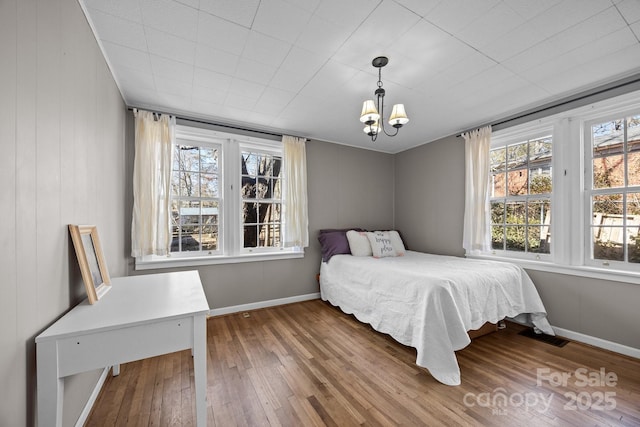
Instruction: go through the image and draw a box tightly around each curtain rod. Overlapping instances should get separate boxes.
[128,107,309,141]
[456,73,640,138]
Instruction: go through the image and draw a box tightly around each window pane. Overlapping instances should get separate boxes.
[593,155,624,189]
[242,176,257,198]
[491,172,506,197]
[628,226,640,263]
[527,200,550,225]
[180,146,200,172]
[490,148,506,172]
[201,174,219,198]
[628,115,640,153]
[505,226,525,251]
[259,224,281,247]
[201,225,218,251]
[527,226,550,254]
[179,172,200,197]
[243,225,258,248]
[179,225,201,252]
[180,200,200,225]
[243,153,258,175]
[507,169,528,195]
[257,177,269,199]
[592,226,624,261]
[627,151,640,186]
[200,147,218,173]
[506,201,526,224]
[273,178,282,199]
[529,136,552,160]
[491,201,505,224]
[592,194,623,223]
[243,202,257,225]
[507,143,527,169]
[202,200,219,225]
[491,225,504,250]
[529,166,552,194]
[592,120,624,157]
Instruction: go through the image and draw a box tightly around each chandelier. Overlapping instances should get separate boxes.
[359,56,409,141]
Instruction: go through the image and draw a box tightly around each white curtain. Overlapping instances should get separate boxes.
[462,125,492,254]
[131,109,175,257]
[282,135,309,248]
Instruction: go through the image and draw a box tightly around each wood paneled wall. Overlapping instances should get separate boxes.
[0,0,127,425]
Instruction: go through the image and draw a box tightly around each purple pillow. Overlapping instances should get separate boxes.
[318,228,365,262]
[318,231,351,262]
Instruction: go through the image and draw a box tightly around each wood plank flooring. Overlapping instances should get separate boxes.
[86,299,640,426]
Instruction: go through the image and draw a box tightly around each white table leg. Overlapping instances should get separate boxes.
[36,341,64,427]
[112,364,120,376]
[193,314,207,426]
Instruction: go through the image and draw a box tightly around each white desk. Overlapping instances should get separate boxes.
[35,271,210,426]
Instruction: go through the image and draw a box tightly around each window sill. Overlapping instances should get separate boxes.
[135,250,304,271]
[466,253,640,285]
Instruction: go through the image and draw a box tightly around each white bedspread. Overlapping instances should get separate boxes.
[319,251,554,386]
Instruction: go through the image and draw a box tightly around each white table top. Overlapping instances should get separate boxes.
[36,270,210,342]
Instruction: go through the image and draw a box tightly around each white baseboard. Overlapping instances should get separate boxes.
[209,292,321,317]
[75,367,111,427]
[552,325,640,359]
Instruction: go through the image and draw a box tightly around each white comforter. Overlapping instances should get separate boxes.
[319,251,554,386]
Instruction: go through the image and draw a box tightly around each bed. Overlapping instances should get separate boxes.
[319,244,554,386]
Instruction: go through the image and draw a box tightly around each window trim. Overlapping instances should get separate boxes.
[489,123,554,262]
[475,88,640,283]
[134,125,303,270]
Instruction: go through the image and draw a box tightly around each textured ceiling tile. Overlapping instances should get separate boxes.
[86,8,147,51]
[616,0,640,24]
[139,0,198,40]
[234,57,278,85]
[252,0,312,43]
[102,41,152,74]
[241,32,291,67]
[81,0,143,23]
[294,14,353,56]
[455,2,525,48]
[193,67,233,91]
[196,12,250,54]
[312,0,379,28]
[195,43,239,75]
[424,0,501,34]
[150,55,194,82]
[198,0,260,28]
[146,28,197,64]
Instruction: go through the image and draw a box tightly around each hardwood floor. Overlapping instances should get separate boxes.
[86,299,640,426]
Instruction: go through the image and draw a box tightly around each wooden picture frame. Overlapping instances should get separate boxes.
[69,225,111,304]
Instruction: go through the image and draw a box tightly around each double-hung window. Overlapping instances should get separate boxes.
[585,113,640,268]
[136,125,302,269]
[477,90,640,282]
[489,131,553,258]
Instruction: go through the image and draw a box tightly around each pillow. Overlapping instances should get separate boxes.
[318,230,351,262]
[346,230,372,256]
[388,230,406,256]
[366,231,397,258]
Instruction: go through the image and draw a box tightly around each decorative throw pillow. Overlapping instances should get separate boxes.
[388,230,406,256]
[346,230,372,256]
[366,231,397,258]
[318,230,351,262]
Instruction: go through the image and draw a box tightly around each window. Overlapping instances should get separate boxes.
[489,134,552,257]
[240,147,284,251]
[477,90,640,282]
[136,125,302,269]
[585,114,640,267]
[171,142,222,254]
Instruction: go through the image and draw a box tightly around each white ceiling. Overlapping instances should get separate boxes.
[80,0,640,153]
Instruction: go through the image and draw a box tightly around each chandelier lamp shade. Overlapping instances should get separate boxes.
[359,56,409,141]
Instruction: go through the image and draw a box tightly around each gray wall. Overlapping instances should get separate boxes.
[127,131,396,309]
[394,134,640,349]
[0,0,128,426]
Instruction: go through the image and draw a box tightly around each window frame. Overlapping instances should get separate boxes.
[135,125,303,270]
[488,124,555,262]
[583,110,640,272]
[470,89,640,284]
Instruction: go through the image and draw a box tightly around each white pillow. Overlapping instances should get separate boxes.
[366,231,397,258]
[346,230,372,256]
[388,230,406,256]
